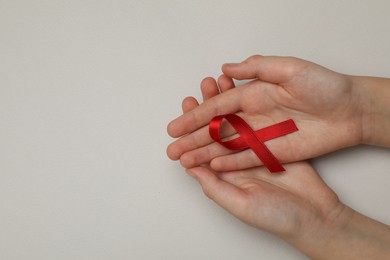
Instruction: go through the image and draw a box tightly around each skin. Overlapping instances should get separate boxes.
[167,55,369,171]
[168,55,390,259]
[186,164,390,260]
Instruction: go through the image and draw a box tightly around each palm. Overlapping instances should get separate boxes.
[167,56,364,171]
[190,161,340,238]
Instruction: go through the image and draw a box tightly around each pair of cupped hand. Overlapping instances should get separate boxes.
[166,55,366,238]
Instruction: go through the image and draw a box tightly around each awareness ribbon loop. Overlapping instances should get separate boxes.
[209,114,298,173]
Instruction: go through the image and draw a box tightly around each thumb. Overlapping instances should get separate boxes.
[222,55,306,84]
[186,167,247,215]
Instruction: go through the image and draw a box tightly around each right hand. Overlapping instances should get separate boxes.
[167,55,367,171]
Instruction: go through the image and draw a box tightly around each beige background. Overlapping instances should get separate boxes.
[1,1,390,259]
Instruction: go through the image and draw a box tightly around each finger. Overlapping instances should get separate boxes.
[186,166,247,215]
[201,77,220,101]
[178,112,278,168]
[222,55,307,84]
[209,130,301,172]
[179,141,235,168]
[167,119,239,160]
[210,128,302,171]
[210,149,263,171]
[217,74,235,92]
[218,166,270,187]
[182,78,220,115]
[167,111,278,161]
[167,86,242,138]
[182,96,199,113]
[170,84,219,161]
[167,125,211,160]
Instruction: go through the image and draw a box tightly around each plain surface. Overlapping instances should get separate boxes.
[1,1,390,259]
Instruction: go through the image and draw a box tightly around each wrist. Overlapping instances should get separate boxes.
[351,76,390,147]
[284,202,354,259]
[285,200,390,259]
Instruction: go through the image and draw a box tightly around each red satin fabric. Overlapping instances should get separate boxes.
[209,114,298,173]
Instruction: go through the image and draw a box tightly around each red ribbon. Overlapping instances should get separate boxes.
[209,114,298,173]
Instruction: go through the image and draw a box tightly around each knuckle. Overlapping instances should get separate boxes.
[179,153,194,168]
[244,54,263,64]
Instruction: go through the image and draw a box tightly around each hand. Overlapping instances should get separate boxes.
[188,163,390,259]
[174,73,342,249]
[167,55,366,171]
[172,67,390,259]
[187,162,341,239]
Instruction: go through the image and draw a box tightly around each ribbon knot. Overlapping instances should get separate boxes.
[209,114,298,173]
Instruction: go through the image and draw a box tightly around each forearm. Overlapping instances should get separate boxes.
[352,76,390,147]
[287,204,390,259]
